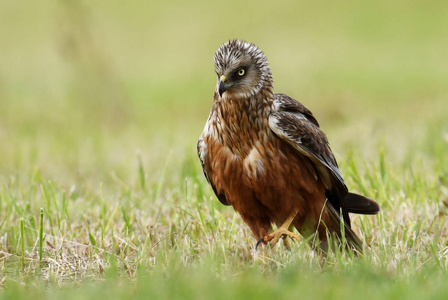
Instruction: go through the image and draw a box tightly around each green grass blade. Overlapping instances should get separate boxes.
[20,218,25,269]
[39,208,44,263]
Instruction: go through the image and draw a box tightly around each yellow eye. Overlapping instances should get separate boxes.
[238,68,245,76]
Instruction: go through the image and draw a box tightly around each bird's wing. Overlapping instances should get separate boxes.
[269,94,350,223]
[197,136,230,206]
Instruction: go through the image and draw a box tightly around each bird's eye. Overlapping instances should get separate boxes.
[238,68,245,76]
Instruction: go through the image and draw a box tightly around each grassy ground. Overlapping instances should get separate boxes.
[1,0,448,298]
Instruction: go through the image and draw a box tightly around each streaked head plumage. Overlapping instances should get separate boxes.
[214,40,273,99]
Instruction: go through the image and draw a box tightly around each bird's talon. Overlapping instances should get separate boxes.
[255,237,268,249]
[256,227,301,250]
[255,238,264,249]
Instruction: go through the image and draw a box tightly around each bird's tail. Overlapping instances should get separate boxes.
[344,192,380,215]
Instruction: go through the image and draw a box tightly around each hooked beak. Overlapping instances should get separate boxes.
[218,74,228,97]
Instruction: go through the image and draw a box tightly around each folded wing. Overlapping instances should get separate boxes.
[269,94,379,228]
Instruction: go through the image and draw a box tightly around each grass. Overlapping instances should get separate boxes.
[1,0,448,298]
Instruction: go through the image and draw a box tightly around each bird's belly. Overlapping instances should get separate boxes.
[209,139,324,225]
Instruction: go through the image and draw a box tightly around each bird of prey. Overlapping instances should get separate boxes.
[197,40,379,252]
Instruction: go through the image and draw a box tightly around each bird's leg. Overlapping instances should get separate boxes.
[256,213,302,249]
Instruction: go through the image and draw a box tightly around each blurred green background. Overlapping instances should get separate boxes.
[1,0,447,186]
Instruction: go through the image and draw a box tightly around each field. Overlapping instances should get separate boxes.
[1,0,448,298]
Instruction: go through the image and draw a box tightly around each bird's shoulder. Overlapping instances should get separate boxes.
[272,93,319,127]
[270,93,331,160]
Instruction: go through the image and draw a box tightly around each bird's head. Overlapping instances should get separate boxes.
[214,40,273,100]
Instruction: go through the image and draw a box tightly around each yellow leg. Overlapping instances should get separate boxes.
[256,214,302,248]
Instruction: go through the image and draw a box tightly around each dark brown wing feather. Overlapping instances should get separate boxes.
[269,94,380,225]
[326,204,363,251]
[270,94,351,224]
[273,94,320,127]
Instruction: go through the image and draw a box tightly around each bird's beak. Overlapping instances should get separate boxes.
[218,75,228,97]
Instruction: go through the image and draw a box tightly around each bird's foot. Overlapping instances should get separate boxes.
[256,227,302,249]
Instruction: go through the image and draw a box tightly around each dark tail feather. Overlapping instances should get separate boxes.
[344,193,380,215]
[327,205,363,253]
